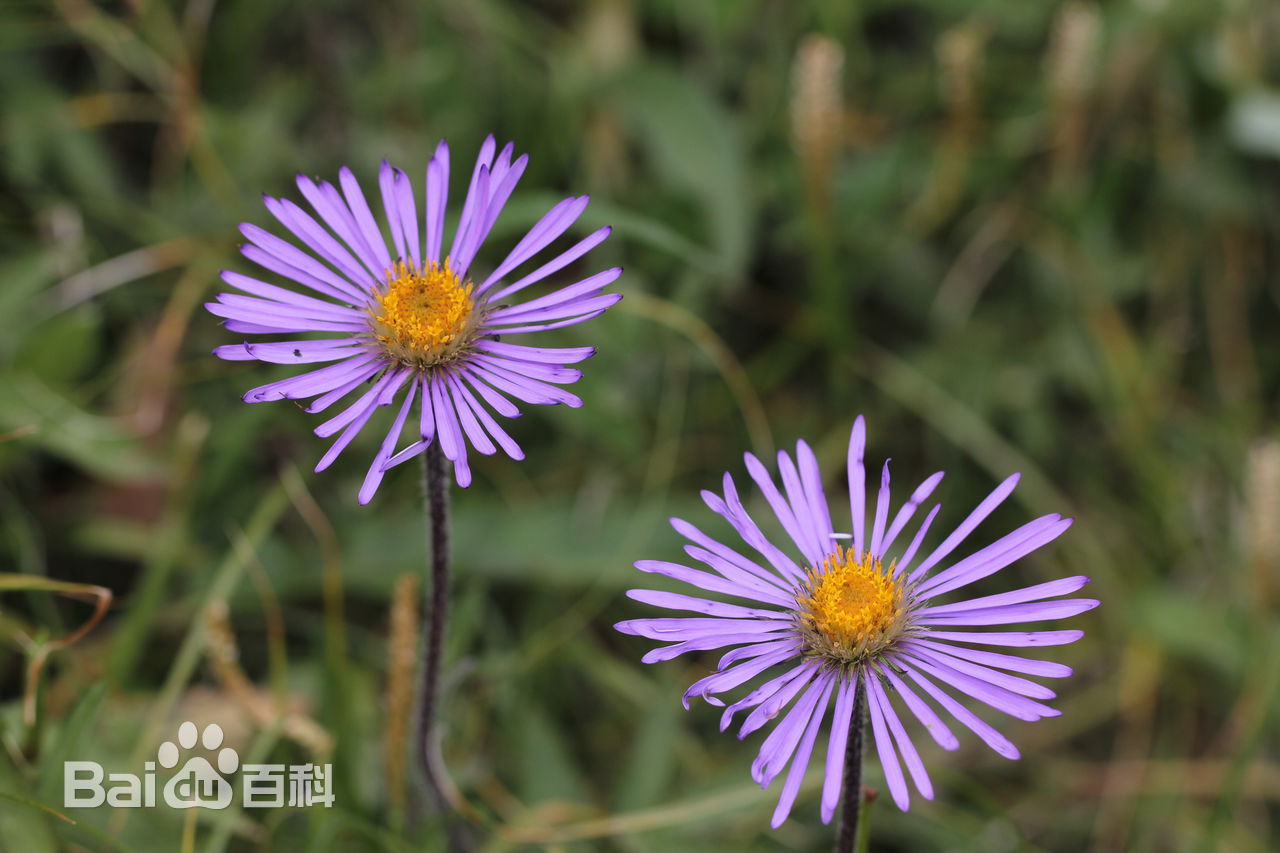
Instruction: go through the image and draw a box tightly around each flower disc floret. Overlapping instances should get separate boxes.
[797,548,908,664]
[370,260,479,368]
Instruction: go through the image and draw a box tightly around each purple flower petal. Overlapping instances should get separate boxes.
[378,161,407,263]
[898,663,1020,759]
[242,354,379,403]
[881,471,944,556]
[910,637,1073,678]
[683,545,798,606]
[484,292,621,327]
[642,632,792,663]
[795,440,837,556]
[313,371,407,473]
[894,503,939,578]
[476,196,590,295]
[778,447,832,565]
[915,598,1100,627]
[900,641,1057,700]
[468,362,583,407]
[895,650,1059,721]
[358,376,418,504]
[868,674,932,801]
[338,166,393,273]
[634,559,796,609]
[486,306,616,336]
[923,629,1085,647]
[424,141,450,264]
[868,461,892,558]
[305,365,386,414]
[450,164,489,278]
[218,271,359,314]
[293,176,384,281]
[429,375,471,487]
[906,473,1020,582]
[393,169,420,267]
[915,516,1074,599]
[717,637,800,670]
[445,372,496,456]
[741,664,826,743]
[722,659,819,734]
[919,576,1090,617]
[771,675,835,827]
[262,196,375,295]
[314,368,408,439]
[671,517,796,594]
[472,340,596,365]
[877,664,959,750]
[864,668,909,810]
[484,267,622,322]
[741,452,819,566]
[615,616,791,641]
[205,300,367,334]
[214,290,364,323]
[468,353,582,386]
[418,375,435,440]
[751,669,831,785]
[314,403,379,473]
[626,588,790,620]
[704,473,805,584]
[447,134,495,269]
[447,376,524,460]
[222,319,294,334]
[456,151,526,276]
[458,367,521,418]
[213,340,364,364]
[484,226,612,302]
[681,643,801,709]
[240,223,369,303]
[819,675,857,824]
[848,416,867,557]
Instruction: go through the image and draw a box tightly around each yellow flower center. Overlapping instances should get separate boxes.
[369,260,478,367]
[796,547,907,664]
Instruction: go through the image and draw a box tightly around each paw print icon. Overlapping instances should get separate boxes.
[159,722,239,810]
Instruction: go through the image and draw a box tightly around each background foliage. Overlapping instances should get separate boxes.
[1,0,1279,850]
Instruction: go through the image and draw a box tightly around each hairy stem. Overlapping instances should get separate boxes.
[836,680,867,853]
[416,443,471,850]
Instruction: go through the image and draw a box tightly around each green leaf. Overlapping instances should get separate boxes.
[13,307,102,386]
[512,704,590,806]
[611,64,751,283]
[614,694,681,811]
[36,680,107,805]
[0,373,159,482]
[0,750,57,853]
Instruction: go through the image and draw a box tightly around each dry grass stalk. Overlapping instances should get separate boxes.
[790,34,845,213]
[203,600,332,757]
[386,572,420,819]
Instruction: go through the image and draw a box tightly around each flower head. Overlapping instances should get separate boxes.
[207,137,621,502]
[616,417,1097,826]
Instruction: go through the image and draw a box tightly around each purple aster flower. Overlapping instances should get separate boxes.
[616,416,1097,827]
[207,136,621,502]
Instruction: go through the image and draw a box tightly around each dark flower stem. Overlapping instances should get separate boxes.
[835,683,867,853]
[416,442,471,850]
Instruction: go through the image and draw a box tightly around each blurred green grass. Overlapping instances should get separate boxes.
[1,0,1279,850]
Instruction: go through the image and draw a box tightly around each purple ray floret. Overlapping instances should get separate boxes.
[616,416,1097,826]
[208,137,620,502]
